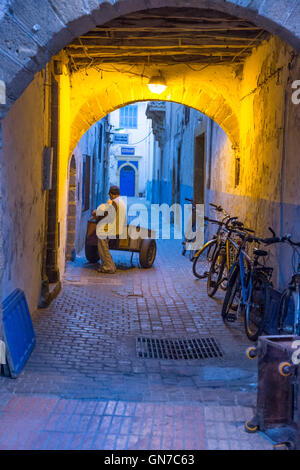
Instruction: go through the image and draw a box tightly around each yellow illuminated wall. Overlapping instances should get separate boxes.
[53,57,243,276]
[3,31,298,310]
[67,63,241,153]
[56,54,72,275]
[54,34,300,287]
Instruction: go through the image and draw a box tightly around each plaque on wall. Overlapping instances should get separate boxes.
[113,133,129,144]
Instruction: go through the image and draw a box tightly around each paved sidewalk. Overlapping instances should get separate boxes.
[0,395,273,450]
[0,239,274,450]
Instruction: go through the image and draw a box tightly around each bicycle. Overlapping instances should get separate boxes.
[182,197,201,261]
[206,214,249,298]
[264,233,300,335]
[192,203,231,280]
[222,229,274,341]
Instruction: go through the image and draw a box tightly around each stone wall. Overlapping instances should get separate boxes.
[206,35,300,288]
[72,120,107,255]
[1,71,48,311]
[1,4,300,313]
[151,103,205,206]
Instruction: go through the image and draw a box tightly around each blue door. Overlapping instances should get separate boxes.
[120,165,135,196]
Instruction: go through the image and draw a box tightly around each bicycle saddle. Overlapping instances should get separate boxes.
[253,248,268,257]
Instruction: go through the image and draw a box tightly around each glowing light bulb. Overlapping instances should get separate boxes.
[147,75,167,94]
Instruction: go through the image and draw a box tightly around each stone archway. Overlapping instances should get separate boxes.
[67,64,241,154]
[1,0,300,314]
[0,0,300,116]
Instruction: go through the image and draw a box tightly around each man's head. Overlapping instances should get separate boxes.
[109,185,120,200]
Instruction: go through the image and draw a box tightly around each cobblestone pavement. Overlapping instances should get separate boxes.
[0,239,274,450]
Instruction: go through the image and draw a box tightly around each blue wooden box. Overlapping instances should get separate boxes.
[1,289,36,378]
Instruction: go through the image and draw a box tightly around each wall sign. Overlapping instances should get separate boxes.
[113,133,128,144]
[121,147,135,156]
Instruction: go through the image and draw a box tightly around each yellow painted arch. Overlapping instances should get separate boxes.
[67,64,241,153]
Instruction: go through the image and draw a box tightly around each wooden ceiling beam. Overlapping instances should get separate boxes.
[68,57,243,66]
[68,50,249,58]
[66,8,268,69]
[92,26,263,32]
[124,15,253,22]
[67,42,260,50]
[122,8,254,21]
[78,34,264,42]
[66,43,257,50]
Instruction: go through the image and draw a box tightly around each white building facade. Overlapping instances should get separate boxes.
[107,102,154,200]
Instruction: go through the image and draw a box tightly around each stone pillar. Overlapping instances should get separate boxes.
[46,73,60,283]
[66,156,77,261]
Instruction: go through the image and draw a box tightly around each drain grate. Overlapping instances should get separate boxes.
[136,336,223,360]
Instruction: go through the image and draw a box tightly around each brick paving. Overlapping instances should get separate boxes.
[0,239,274,450]
[0,395,273,450]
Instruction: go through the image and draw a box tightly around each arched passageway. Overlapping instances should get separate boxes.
[0,1,300,314]
[0,0,300,114]
[0,2,300,451]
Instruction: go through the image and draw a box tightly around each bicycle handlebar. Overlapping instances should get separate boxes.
[231,221,254,232]
[285,235,300,247]
[209,202,230,217]
[247,235,265,244]
[262,236,282,245]
[263,234,300,247]
[259,227,299,247]
[229,228,261,244]
[225,216,238,228]
[204,216,223,226]
[209,203,221,210]
[242,227,255,234]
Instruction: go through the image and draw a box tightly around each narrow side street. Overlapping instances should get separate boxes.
[1,0,300,454]
[0,240,273,450]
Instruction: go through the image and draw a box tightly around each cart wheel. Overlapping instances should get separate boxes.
[246,347,257,360]
[278,362,292,377]
[245,420,259,433]
[139,239,156,268]
[85,243,100,263]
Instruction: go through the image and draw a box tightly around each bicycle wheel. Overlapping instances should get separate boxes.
[221,241,239,291]
[244,272,269,341]
[220,264,229,291]
[189,248,196,261]
[207,247,226,297]
[192,239,216,279]
[278,289,297,335]
[222,264,241,321]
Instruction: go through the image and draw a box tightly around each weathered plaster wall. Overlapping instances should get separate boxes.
[207,35,300,288]
[1,71,48,311]
[1,22,299,316]
[56,59,71,276]
[108,102,155,198]
[55,34,299,288]
[50,59,241,278]
[72,120,104,254]
[153,103,204,206]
